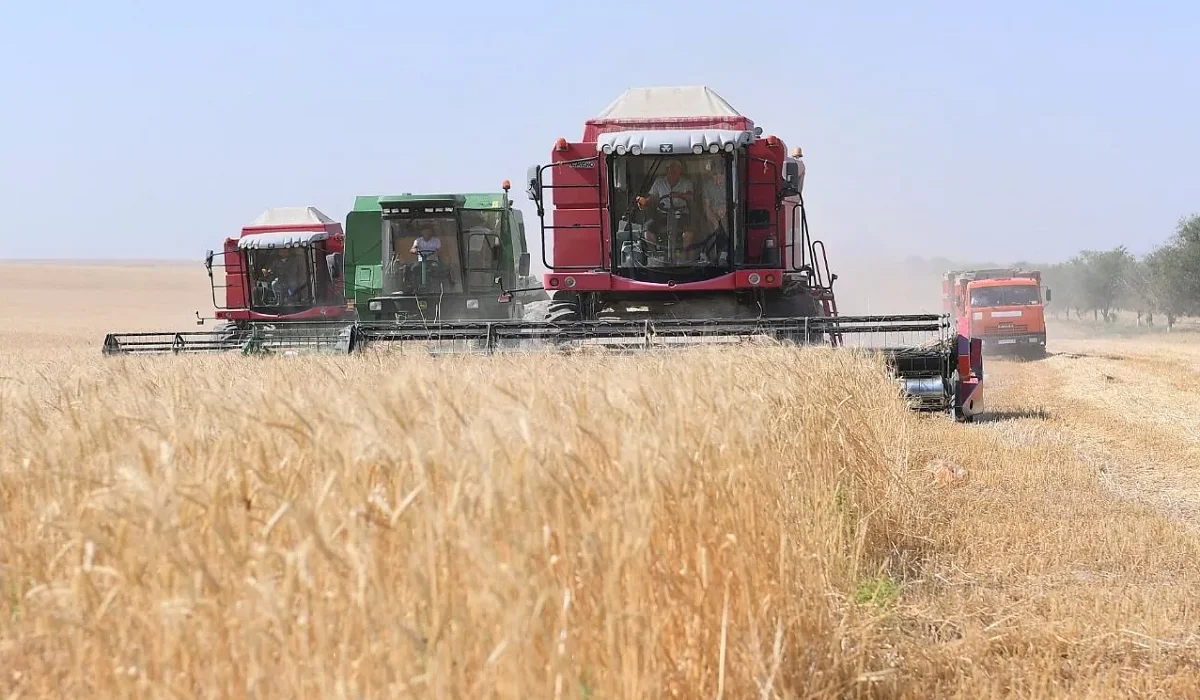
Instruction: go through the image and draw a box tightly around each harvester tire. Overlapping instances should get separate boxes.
[544,292,582,349]
[546,293,580,325]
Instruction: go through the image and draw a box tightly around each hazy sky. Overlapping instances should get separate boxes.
[2,0,1197,272]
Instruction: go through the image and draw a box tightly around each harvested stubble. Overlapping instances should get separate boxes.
[0,346,913,698]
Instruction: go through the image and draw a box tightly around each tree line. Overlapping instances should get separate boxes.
[1041,213,1200,329]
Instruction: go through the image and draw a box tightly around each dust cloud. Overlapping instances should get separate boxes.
[824,253,947,316]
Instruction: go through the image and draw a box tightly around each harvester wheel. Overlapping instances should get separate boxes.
[545,292,582,349]
[546,293,581,325]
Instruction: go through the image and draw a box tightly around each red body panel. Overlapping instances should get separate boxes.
[216,306,352,322]
[223,236,247,310]
[543,270,784,293]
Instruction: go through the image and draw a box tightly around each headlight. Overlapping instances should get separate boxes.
[368,301,382,311]
[466,299,480,309]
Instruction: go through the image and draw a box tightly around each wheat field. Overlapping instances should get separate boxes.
[3,263,1200,698]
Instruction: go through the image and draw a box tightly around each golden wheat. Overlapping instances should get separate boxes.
[6,264,1200,698]
[0,342,921,698]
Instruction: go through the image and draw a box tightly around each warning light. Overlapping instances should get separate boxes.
[766,135,780,148]
[554,137,569,152]
[502,179,511,191]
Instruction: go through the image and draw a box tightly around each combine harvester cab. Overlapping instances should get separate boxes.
[944,268,1050,358]
[354,85,983,420]
[102,206,357,355]
[344,185,536,325]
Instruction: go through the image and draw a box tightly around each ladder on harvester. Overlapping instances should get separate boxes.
[810,239,843,347]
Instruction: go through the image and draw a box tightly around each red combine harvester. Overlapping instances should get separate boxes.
[103,207,355,354]
[512,85,983,419]
[528,86,833,339]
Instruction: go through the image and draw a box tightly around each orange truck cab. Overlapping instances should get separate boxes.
[943,269,1051,356]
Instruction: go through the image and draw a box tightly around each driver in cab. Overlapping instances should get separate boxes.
[636,159,693,214]
[409,227,442,262]
[635,159,696,258]
[263,246,309,303]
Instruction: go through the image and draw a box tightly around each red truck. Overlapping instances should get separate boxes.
[943,268,1051,357]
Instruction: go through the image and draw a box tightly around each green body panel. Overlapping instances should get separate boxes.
[344,192,530,321]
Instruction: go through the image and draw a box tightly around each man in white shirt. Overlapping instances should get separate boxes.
[637,159,693,213]
[636,160,697,261]
[409,227,442,261]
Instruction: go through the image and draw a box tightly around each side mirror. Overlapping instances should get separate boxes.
[1045,288,1052,302]
[526,164,542,203]
[782,159,805,194]
[518,252,531,278]
[205,250,215,273]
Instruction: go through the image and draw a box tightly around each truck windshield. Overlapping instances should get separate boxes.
[609,153,733,272]
[248,246,314,310]
[384,215,463,294]
[970,285,1040,307]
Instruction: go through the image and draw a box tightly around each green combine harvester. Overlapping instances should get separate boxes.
[346,184,540,324]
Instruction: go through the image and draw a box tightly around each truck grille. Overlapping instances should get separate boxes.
[993,324,1029,335]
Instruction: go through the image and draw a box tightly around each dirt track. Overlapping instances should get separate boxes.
[984,328,1200,526]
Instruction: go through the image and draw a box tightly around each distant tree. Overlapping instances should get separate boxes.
[1070,247,1135,322]
[1044,257,1091,319]
[1139,214,1200,330]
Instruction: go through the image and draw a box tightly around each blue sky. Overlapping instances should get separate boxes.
[1,0,1197,271]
